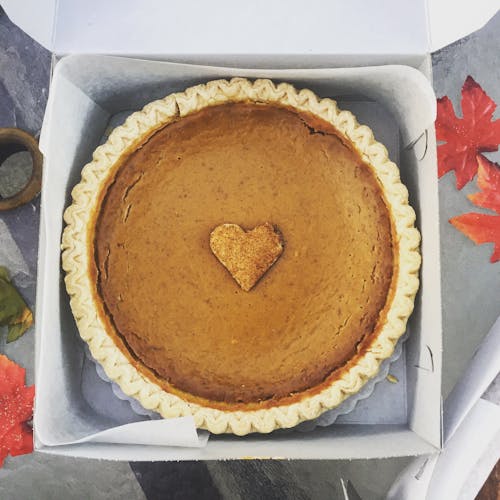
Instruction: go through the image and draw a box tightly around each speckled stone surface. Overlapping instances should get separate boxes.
[0,5,499,500]
[0,453,146,499]
[0,11,48,136]
[432,14,500,399]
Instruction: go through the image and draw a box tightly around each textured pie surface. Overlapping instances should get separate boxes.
[62,78,421,434]
[94,103,394,406]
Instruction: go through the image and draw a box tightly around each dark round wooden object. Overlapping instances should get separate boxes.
[0,127,43,210]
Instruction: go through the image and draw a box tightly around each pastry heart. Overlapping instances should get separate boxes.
[209,222,284,291]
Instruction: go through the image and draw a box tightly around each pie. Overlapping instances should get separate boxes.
[62,78,421,435]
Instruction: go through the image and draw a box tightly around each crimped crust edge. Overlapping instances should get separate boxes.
[61,78,421,436]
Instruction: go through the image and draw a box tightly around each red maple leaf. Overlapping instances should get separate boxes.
[0,354,34,467]
[451,213,500,263]
[450,155,500,263]
[436,76,500,189]
[468,155,500,213]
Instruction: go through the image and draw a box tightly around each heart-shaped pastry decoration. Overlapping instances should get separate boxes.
[210,222,284,291]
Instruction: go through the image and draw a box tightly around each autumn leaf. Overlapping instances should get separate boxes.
[450,155,500,262]
[451,213,500,263]
[436,76,500,189]
[0,266,33,343]
[0,354,34,467]
[467,155,500,212]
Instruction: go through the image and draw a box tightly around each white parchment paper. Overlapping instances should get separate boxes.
[35,57,441,457]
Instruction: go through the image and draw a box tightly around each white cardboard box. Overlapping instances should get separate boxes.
[34,61,442,460]
[1,0,497,461]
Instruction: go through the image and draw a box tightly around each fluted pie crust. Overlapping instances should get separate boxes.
[62,78,421,435]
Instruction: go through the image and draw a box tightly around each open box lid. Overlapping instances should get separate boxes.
[1,0,498,56]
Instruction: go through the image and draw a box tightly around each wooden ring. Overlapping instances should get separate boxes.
[0,128,43,211]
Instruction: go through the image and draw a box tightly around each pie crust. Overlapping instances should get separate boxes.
[62,78,421,435]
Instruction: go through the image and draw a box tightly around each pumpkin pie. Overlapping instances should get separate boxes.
[62,78,421,435]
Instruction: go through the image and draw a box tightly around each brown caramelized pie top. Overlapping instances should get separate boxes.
[93,102,394,407]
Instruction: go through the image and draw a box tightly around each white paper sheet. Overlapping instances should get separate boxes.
[388,316,500,500]
[444,315,500,443]
[428,399,500,500]
[56,417,209,448]
[458,427,500,500]
[387,398,500,500]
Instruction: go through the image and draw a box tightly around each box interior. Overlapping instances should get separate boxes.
[35,55,442,459]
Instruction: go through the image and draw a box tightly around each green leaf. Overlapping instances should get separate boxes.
[0,268,33,342]
[0,266,11,282]
[7,321,28,343]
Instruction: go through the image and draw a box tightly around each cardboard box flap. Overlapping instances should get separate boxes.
[3,0,497,56]
[3,0,429,55]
